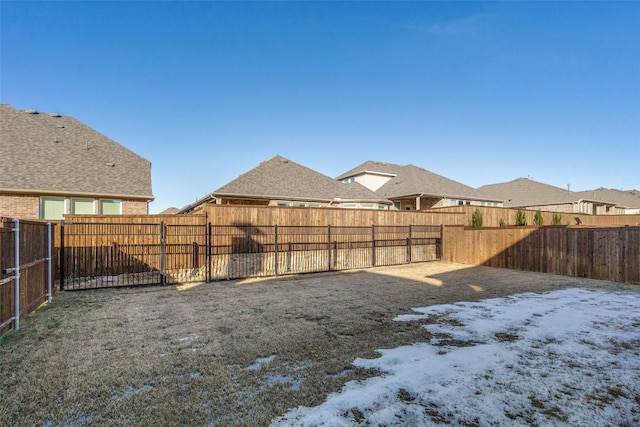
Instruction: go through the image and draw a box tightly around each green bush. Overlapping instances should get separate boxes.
[533,210,544,226]
[499,219,507,227]
[551,213,562,225]
[515,209,527,226]
[471,209,483,228]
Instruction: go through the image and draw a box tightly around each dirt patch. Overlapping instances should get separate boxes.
[0,261,636,426]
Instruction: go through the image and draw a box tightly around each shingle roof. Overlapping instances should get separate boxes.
[339,160,501,202]
[212,155,390,203]
[0,104,153,199]
[574,188,640,209]
[478,178,580,207]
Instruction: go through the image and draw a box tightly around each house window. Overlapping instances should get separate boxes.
[342,177,355,183]
[40,197,66,220]
[276,201,292,207]
[458,200,464,205]
[71,198,95,215]
[99,199,121,215]
[394,201,401,210]
[450,200,457,206]
[341,203,358,209]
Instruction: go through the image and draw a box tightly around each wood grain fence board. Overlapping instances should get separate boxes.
[442,225,640,284]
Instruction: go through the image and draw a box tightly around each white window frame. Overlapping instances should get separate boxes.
[40,196,66,220]
[99,199,122,215]
[71,198,95,215]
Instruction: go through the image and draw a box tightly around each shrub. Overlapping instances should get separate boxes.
[533,210,544,226]
[515,209,527,226]
[551,213,562,225]
[499,219,507,227]
[471,209,483,228]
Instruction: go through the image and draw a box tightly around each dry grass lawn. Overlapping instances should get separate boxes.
[1,261,637,426]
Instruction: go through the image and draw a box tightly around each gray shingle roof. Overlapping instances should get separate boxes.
[574,188,640,209]
[478,178,580,207]
[213,155,391,203]
[339,160,501,202]
[0,104,153,199]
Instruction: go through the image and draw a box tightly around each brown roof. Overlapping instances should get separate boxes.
[0,104,153,199]
[574,188,640,209]
[186,155,391,210]
[479,178,581,208]
[339,160,501,202]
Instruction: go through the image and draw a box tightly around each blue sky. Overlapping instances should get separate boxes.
[2,1,639,213]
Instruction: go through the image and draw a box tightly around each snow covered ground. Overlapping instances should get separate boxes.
[272,288,640,426]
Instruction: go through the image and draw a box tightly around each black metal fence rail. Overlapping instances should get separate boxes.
[60,222,442,289]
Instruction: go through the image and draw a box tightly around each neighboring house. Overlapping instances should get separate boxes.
[180,155,393,213]
[0,104,153,220]
[158,207,180,215]
[478,178,617,215]
[336,160,503,210]
[574,188,640,215]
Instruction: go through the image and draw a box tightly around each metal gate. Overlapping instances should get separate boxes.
[59,221,207,290]
[59,221,441,290]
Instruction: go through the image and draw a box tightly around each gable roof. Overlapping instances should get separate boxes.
[339,160,501,202]
[186,155,391,210]
[479,178,583,207]
[0,104,153,199]
[574,188,640,209]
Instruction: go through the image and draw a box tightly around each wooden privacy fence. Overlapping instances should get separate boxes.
[0,218,54,335]
[429,205,640,228]
[59,220,443,289]
[443,225,640,284]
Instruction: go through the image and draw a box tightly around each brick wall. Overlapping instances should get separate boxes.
[0,193,149,219]
[0,194,40,219]
[122,200,149,215]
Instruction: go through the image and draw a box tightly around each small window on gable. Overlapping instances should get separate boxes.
[71,198,95,215]
[99,200,121,215]
[40,197,66,220]
[342,177,355,183]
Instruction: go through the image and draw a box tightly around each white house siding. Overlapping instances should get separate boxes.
[354,173,394,192]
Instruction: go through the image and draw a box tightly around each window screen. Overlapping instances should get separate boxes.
[71,198,94,214]
[41,197,65,220]
[99,200,121,215]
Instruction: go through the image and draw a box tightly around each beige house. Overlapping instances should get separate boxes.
[0,104,153,220]
[574,188,640,215]
[478,178,619,215]
[180,155,393,213]
[337,160,503,210]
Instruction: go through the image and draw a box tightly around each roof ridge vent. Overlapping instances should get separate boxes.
[24,109,38,114]
[49,112,61,117]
